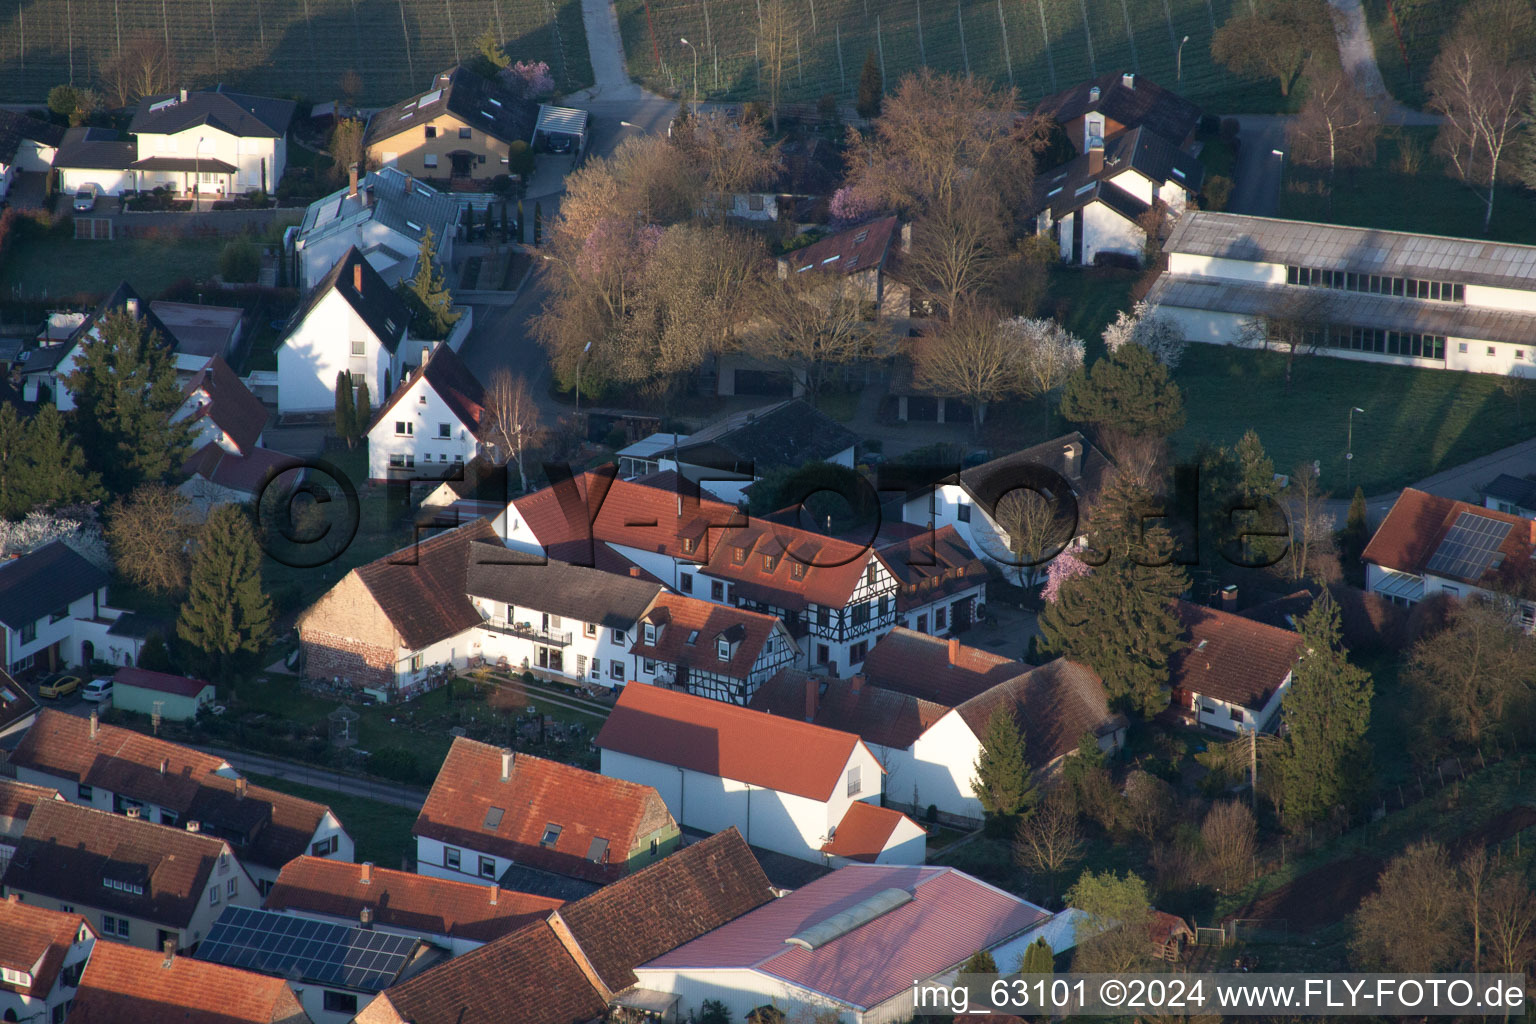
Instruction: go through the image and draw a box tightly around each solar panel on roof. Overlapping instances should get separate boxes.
[196,906,417,992]
[1425,512,1511,580]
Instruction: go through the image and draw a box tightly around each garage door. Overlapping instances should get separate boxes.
[905,396,938,421]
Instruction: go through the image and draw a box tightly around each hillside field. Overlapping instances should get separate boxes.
[615,0,1300,111]
[0,0,592,105]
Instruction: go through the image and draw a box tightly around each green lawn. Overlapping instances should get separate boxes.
[1280,126,1536,243]
[1173,346,1536,495]
[245,773,420,870]
[1047,265,1139,361]
[0,222,229,303]
[1360,0,1467,111]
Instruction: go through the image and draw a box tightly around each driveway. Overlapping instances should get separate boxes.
[456,267,568,426]
[1226,116,1289,217]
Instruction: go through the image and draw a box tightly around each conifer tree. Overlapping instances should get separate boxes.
[959,949,998,975]
[354,380,372,438]
[64,309,192,493]
[971,706,1037,818]
[335,370,355,444]
[856,51,883,120]
[177,505,273,682]
[0,405,29,519]
[1059,341,1186,440]
[1277,593,1373,828]
[397,230,462,340]
[137,631,173,673]
[22,405,101,508]
[1019,938,1054,974]
[1339,485,1370,573]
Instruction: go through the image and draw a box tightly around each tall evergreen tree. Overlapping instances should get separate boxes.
[971,706,1037,819]
[0,405,29,519]
[397,230,462,340]
[1019,938,1054,974]
[1277,593,1373,829]
[22,405,101,508]
[177,505,273,682]
[1339,485,1370,575]
[1040,474,1188,717]
[136,631,173,672]
[354,380,372,439]
[335,370,355,444]
[64,309,192,493]
[856,51,883,120]
[1059,341,1186,440]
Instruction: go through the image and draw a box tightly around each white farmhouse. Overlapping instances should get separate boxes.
[366,344,488,482]
[597,683,925,865]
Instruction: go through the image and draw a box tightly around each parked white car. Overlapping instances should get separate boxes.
[81,678,113,703]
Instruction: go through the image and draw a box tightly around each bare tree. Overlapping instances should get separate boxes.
[746,273,891,404]
[1351,842,1463,971]
[327,119,371,184]
[1210,0,1335,98]
[1461,847,1491,974]
[990,489,1075,586]
[673,114,783,223]
[755,0,804,135]
[1123,770,1175,841]
[1013,789,1084,903]
[100,33,178,107]
[1287,68,1381,213]
[902,184,1010,317]
[1484,871,1536,976]
[910,302,1026,434]
[483,370,543,493]
[1235,289,1329,391]
[1285,462,1337,582]
[1403,599,1536,749]
[1200,800,1257,891]
[1428,21,1533,233]
[106,484,196,594]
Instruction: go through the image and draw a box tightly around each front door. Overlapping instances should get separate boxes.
[450,151,474,176]
[952,598,973,633]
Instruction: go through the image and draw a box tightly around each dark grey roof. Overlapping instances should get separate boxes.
[0,541,108,630]
[1035,125,1201,220]
[67,283,177,355]
[958,431,1113,510]
[1485,473,1536,510]
[284,247,411,354]
[365,66,537,148]
[299,167,459,258]
[1032,71,1202,146]
[0,109,64,164]
[463,543,663,628]
[671,399,859,474]
[497,862,601,901]
[1148,273,1536,347]
[106,611,173,639]
[128,88,296,139]
[53,126,134,171]
[1163,211,1536,292]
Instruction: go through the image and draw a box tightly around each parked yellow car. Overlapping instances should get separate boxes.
[37,674,81,699]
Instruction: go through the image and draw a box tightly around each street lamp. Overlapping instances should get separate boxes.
[576,340,592,417]
[1177,35,1190,82]
[1347,406,1365,486]
[680,37,700,116]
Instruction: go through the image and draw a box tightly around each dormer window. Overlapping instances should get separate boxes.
[733,545,747,564]
[762,553,778,573]
[643,622,657,644]
[790,561,806,581]
[682,537,697,555]
[717,638,731,661]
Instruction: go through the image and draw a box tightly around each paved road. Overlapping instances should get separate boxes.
[1227,115,1289,217]
[457,269,569,427]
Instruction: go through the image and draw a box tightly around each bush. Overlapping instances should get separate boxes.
[1092,251,1141,271]
[367,746,423,784]
[602,425,626,449]
[219,240,261,283]
[925,803,939,823]
[1202,175,1234,212]
[506,140,535,177]
[1198,113,1221,138]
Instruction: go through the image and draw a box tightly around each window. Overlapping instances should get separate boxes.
[957,503,971,523]
[934,606,947,629]
[351,340,365,356]
[1460,343,1469,353]
[748,193,764,211]
[790,561,805,580]
[816,605,830,628]
[643,658,656,674]
[438,423,451,438]
[425,125,438,138]
[717,638,731,661]
[101,915,130,938]
[849,640,867,663]
[846,765,862,796]
[227,878,238,899]
[681,536,696,555]
[585,622,598,637]
[20,620,35,644]
[541,824,562,847]
[915,613,928,633]
[610,660,624,680]
[459,127,472,139]
[680,572,694,594]
[389,454,408,469]
[650,838,659,855]
[424,153,439,168]
[444,846,461,870]
[479,856,496,878]
[312,835,338,856]
[160,810,178,826]
[418,393,427,404]
[612,629,625,644]
[575,654,588,677]
[852,602,871,627]
[410,652,424,672]
[1229,707,1245,722]
[816,643,830,665]
[77,784,93,801]
[591,660,602,679]
[1488,346,1497,357]
[643,622,657,644]
[865,564,877,587]
[711,580,725,601]
[209,885,221,906]
[395,421,413,436]
[686,630,699,645]
[324,992,359,1016]
[762,553,778,573]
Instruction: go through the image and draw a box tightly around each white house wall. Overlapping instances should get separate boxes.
[1081,203,1145,265]
[1106,169,1153,205]
[1167,253,1287,284]
[277,288,394,415]
[630,967,855,1024]
[3,587,110,674]
[901,710,985,826]
[56,166,134,195]
[1190,670,1291,735]
[415,834,513,890]
[470,598,637,686]
[366,373,482,481]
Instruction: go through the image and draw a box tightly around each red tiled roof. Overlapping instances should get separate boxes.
[0,898,91,998]
[113,666,213,698]
[877,525,988,612]
[1361,487,1536,584]
[67,940,307,1024]
[347,518,500,650]
[0,778,60,827]
[181,442,302,496]
[597,683,870,801]
[369,343,487,440]
[180,356,269,453]
[265,856,562,943]
[782,215,899,276]
[820,802,920,862]
[413,738,676,884]
[632,593,786,679]
[860,628,1023,705]
[1169,601,1304,711]
[748,668,949,749]
[702,519,875,612]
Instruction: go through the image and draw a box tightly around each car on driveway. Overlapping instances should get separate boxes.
[546,134,573,154]
[38,674,81,699]
[81,678,113,703]
[72,185,101,212]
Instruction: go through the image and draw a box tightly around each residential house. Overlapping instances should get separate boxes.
[629,593,799,705]
[364,66,538,184]
[264,856,563,957]
[99,612,172,672]
[1029,72,1203,265]
[109,667,216,722]
[172,356,269,456]
[355,829,774,1024]
[1485,474,1536,520]
[413,738,680,898]
[0,540,119,675]
[295,515,500,700]
[0,799,260,952]
[899,433,1112,582]
[149,300,246,364]
[858,627,1020,704]
[752,654,1123,827]
[293,167,459,290]
[1361,488,1536,631]
[632,864,1053,1024]
[68,939,312,1024]
[597,684,924,865]
[277,245,415,415]
[464,543,664,686]
[0,109,63,199]
[0,779,62,882]
[0,897,95,1024]
[616,398,860,502]
[0,668,39,742]
[366,343,488,482]
[1168,601,1305,734]
[9,709,353,892]
[1149,211,1536,376]
[179,444,302,515]
[876,525,989,636]
[53,87,295,196]
[196,905,441,1024]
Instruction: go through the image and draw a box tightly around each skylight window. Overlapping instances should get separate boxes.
[1047,186,1063,197]
[854,230,869,243]
[488,97,504,107]
[483,807,504,829]
[540,824,562,847]
[1075,182,1095,196]
[822,255,840,264]
[797,264,812,272]
[420,89,444,106]
[406,220,424,232]
[1171,167,1186,180]
[686,630,700,645]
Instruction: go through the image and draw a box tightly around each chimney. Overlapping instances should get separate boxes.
[186,820,200,834]
[629,566,642,578]
[359,907,374,930]
[804,675,818,721]
[500,748,513,782]
[159,758,168,776]
[1221,584,1238,611]
[89,711,99,739]
[404,172,415,194]
[361,862,373,885]
[1089,85,1101,103]
[235,776,248,800]
[947,636,960,664]
[352,261,363,294]
[489,885,500,906]
[899,221,913,254]
[126,806,141,819]
[1087,136,1104,176]
[1062,440,1084,480]
[5,893,17,904]
[125,297,139,319]
[1122,72,1135,90]
[850,674,864,695]
[162,939,176,967]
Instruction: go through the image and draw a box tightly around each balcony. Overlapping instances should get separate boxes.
[481,619,573,646]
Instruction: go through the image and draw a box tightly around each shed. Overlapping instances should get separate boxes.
[111,667,215,721]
